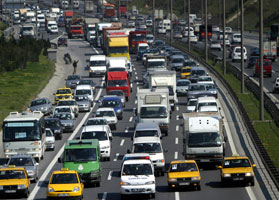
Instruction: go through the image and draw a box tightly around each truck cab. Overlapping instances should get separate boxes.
[89,55,107,77]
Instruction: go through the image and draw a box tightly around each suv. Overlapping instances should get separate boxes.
[273,77,279,93]
[58,139,102,186]
[133,122,162,140]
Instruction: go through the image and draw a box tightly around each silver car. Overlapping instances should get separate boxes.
[176,79,191,96]
[75,95,91,112]
[29,97,52,115]
[46,128,55,151]
[53,112,75,132]
[187,83,208,100]
[7,155,39,182]
[65,74,81,89]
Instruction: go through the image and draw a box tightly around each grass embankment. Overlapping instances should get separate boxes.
[0,22,8,37]
[0,53,55,127]
[172,40,279,167]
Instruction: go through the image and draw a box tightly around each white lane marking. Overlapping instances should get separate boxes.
[125,128,129,133]
[133,67,136,71]
[135,72,137,75]
[176,115,179,120]
[135,100,137,104]
[28,78,104,200]
[129,116,133,122]
[102,192,108,200]
[107,171,112,180]
[120,139,125,146]
[174,152,178,159]
[136,76,138,79]
[175,192,180,200]
[114,153,119,162]
[176,106,179,111]
[176,125,179,131]
[175,137,178,144]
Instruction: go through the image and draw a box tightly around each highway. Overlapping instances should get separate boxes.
[1,2,279,200]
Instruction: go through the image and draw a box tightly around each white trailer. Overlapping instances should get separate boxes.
[264,40,277,61]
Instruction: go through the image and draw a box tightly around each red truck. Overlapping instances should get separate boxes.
[69,24,84,38]
[106,71,131,101]
[104,3,115,18]
[129,30,147,54]
[64,10,74,24]
[118,5,127,17]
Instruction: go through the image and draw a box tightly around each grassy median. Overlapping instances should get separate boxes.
[0,52,55,127]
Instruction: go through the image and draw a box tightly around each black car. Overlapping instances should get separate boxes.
[58,37,68,47]
[250,47,259,56]
[247,56,259,68]
[44,118,63,140]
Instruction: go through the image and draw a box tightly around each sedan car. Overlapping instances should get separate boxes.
[29,97,52,115]
[95,108,118,130]
[170,55,185,71]
[86,117,109,126]
[7,155,39,183]
[176,79,191,96]
[187,83,208,100]
[58,37,68,47]
[77,79,96,94]
[75,95,91,112]
[107,90,126,107]
[65,74,81,89]
[53,112,75,132]
[128,20,135,27]
[186,98,198,112]
[50,25,59,34]
[210,41,222,51]
[46,128,55,151]
[44,118,63,140]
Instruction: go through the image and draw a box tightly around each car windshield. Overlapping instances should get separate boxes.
[67,75,80,80]
[198,77,212,82]
[133,143,162,153]
[122,164,152,176]
[108,67,126,72]
[191,70,206,76]
[130,34,146,41]
[102,100,120,107]
[75,96,89,102]
[188,132,221,147]
[53,113,72,120]
[81,131,108,141]
[108,90,124,96]
[90,60,106,66]
[65,148,97,162]
[79,80,94,85]
[169,163,198,172]
[0,170,26,179]
[140,106,167,118]
[75,89,91,95]
[86,119,107,125]
[96,111,115,117]
[55,107,71,113]
[135,130,159,137]
[188,85,206,91]
[182,68,191,73]
[57,89,71,94]
[107,80,127,87]
[257,60,271,66]
[50,173,78,184]
[223,159,251,168]
[197,102,217,110]
[172,58,184,63]
[187,100,197,106]
[205,84,216,90]
[9,158,33,166]
[109,46,128,54]
[177,81,190,86]
[31,99,46,106]
[45,119,60,127]
[147,61,165,69]
[46,129,53,136]
[58,101,75,106]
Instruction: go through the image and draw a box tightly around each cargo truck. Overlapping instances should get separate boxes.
[136,88,170,136]
[85,1,94,13]
[129,30,147,54]
[96,23,112,47]
[101,23,122,50]
[84,18,100,44]
[106,31,130,60]
[264,40,277,61]
[182,112,226,165]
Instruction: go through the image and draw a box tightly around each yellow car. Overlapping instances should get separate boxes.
[53,87,73,104]
[0,165,30,198]
[47,168,84,199]
[218,155,256,186]
[180,66,192,79]
[168,160,201,191]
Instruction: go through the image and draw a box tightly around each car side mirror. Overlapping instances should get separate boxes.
[58,157,61,163]
[109,136,112,140]
[164,149,168,153]
[131,137,133,141]
[35,162,39,166]
[127,149,131,153]
[218,166,222,169]
[252,164,256,167]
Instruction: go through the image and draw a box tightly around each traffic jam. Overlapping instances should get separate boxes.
[0,2,262,200]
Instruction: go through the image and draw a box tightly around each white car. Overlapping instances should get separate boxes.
[80,125,112,161]
[146,34,154,45]
[146,19,153,27]
[53,106,75,118]
[219,39,231,47]
[190,35,198,43]
[210,41,222,51]
[225,26,233,34]
[95,108,118,130]
[186,98,197,113]
[158,27,166,34]
[128,21,135,27]
[197,76,215,85]
[232,46,247,62]
[46,128,55,151]
[232,33,241,43]
[218,31,228,40]
[273,77,279,93]
[50,25,59,34]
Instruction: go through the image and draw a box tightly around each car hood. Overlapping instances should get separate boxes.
[168,171,200,179]
[222,167,253,174]
[64,161,100,173]
[60,119,74,124]
[30,104,47,111]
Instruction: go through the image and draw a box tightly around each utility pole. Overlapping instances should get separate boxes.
[187,0,190,50]
[205,0,208,62]
[241,0,245,93]
[184,0,186,20]
[137,0,138,15]
[170,0,173,44]
[35,0,38,40]
[153,0,155,36]
[259,0,264,120]
[223,0,226,74]
[102,0,104,19]
[84,0,86,18]
[118,0,120,19]
[126,0,128,27]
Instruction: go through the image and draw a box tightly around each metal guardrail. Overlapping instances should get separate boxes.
[158,35,279,189]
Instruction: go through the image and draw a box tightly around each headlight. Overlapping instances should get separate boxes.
[54,129,60,133]
[90,170,99,177]
[27,170,34,175]
[0,186,3,190]
[41,107,48,110]
[100,146,110,149]
[191,176,199,181]
[245,172,253,176]
[120,182,131,186]
[48,187,54,192]
[116,109,121,113]
[18,184,26,189]
[224,173,231,177]
[72,186,80,192]
[145,181,155,185]
[168,178,177,182]
[5,149,10,153]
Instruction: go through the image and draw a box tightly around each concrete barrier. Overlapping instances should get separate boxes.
[3,27,14,38]
[47,49,57,62]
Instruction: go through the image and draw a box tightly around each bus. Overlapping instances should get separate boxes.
[2,111,46,162]
[104,3,115,18]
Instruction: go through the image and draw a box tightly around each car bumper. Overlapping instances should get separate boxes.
[78,106,90,111]
[186,154,223,164]
[222,176,254,184]
[46,143,55,149]
[120,184,156,195]
[89,71,106,76]
[100,149,111,158]
[159,124,169,133]
[168,179,200,188]
[47,192,82,199]
[0,188,28,196]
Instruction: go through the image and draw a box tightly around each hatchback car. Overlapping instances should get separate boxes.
[44,118,63,140]
[75,95,91,112]
[53,112,75,132]
[65,75,81,89]
[29,97,52,115]
[107,90,126,106]
[46,128,55,151]
[253,59,272,77]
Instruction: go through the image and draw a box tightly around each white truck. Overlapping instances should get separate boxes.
[84,18,100,44]
[264,40,277,61]
[182,112,226,165]
[85,1,94,13]
[148,71,177,111]
[136,88,170,136]
[145,55,167,72]
[132,6,138,15]
[20,23,36,38]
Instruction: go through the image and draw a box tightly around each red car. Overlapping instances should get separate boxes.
[253,59,272,77]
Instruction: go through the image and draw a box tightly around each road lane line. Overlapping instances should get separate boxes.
[174,152,178,159]
[28,77,104,200]
[176,115,179,120]
[102,192,107,200]
[107,171,112,180]
[176,125,179,131]
[175,137,178,144]
[125,128,129,133]
[114,153,119,161]
[120,139,125,146]
[136,76,138,79]
[175,191,180,200]
[135,72,137,75]
[176,106,179,111]
[129,116,133,122]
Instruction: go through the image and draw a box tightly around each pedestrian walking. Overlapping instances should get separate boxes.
[73,60,79,74]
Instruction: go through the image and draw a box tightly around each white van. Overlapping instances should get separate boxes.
[89,55,107,77]
[196,96,218,112]
[232,33,241,43]
[80,125,112,161]
[75,85,94,106]
[137,43,149,54]
[73,0,80,9]
[163,19,171,31]
[133,122,162,140]
[120,157,156,199]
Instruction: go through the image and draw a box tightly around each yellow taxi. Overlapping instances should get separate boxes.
[168,160,201,191]
[0,165,30,198]
[218,154,256,186]
[47,168,84,199]
[53,87,73,104]
[180,66,192,79]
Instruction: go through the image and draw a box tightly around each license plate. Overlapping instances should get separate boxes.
[58,193,69,197]
[200,159,210,162]
[179,182,190,186]
[132,189,145,192]
[5,190,16,193]
[233,178,244,181]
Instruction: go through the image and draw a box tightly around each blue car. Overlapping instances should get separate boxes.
[100,96,123,120]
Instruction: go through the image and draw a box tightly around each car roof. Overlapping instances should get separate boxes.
[133,136,161,144]
[10,154,33,158]
[172,55,184,59]
[170,160,197,164]
[103,96,121,101]
[135,122,159,130]
[82,125,107,132]
[96,107,115,112]
[76,85,92,90]
[90,55,106,61]
[197,96,217,102]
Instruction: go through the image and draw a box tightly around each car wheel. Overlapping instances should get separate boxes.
[150,193,155,199]
[95,181,101,187]
[250,179,255,186]
[24,189,29,198]
[165,131,168,136]
[121,194,126,200]
[196,185,201,191]
[107,157,110,161]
